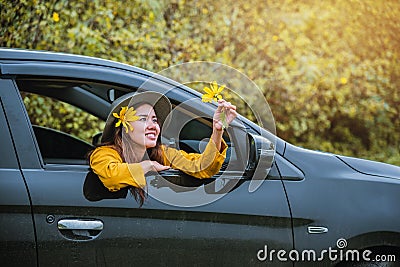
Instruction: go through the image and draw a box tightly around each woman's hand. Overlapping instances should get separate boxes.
[211,99,238,152]
[213,99,238,131]
[140,160,170,174]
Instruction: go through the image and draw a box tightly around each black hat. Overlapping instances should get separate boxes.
[101,91,172,142]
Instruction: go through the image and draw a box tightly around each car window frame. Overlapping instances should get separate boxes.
[14,78,129,168]
[13,74,261,185]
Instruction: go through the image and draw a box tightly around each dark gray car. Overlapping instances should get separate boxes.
[0,48,399,267]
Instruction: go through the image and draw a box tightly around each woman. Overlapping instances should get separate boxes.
[89,91,237,206]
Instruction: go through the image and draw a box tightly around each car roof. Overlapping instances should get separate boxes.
[0,48,153,75]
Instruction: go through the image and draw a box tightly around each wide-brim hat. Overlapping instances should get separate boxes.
[101,91,172,143]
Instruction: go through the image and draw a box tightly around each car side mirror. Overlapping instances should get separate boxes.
[246,133,275,180]
[204,133,275,195]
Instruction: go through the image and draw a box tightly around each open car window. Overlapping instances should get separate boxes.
[20,91,102,165]
[162,102,246,173]
[16,79,118,165]
[16,78,139,165]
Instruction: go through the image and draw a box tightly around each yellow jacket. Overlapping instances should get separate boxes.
[89,139,227,192]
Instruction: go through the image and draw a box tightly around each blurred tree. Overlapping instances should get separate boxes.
[1,0,399,165]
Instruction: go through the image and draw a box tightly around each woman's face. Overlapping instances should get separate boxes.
[128,104,160,149]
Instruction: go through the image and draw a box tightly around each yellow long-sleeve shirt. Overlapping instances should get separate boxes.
[89,139,227,192]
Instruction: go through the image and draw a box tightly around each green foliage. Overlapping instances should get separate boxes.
[1,0,399,165]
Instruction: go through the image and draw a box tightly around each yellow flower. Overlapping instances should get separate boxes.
[202,81,225,103]
[340,77,348,85]
[113,106,139,133]
[53,12,60,22]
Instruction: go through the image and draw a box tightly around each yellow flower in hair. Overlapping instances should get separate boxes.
[202,81,225,103]
[113,106,139,133]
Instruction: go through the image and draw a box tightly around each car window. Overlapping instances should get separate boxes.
[20,91,104,164]
[21,92,104,143]
[16,78,135,165]
[162,103,244,173]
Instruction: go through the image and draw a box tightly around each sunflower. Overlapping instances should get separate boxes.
[202,81,225,103]
[113,106,139,133]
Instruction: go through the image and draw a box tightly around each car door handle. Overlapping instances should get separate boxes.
[307,226,328,234]
[58,219,103,230]
[58,219,103,240]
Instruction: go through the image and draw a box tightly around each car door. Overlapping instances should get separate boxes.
[8,73,293,266]
[0,79,37,266]
[142,94,294,266]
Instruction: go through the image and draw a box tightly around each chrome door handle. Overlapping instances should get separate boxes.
[58,219,103,230]
[307,226,328,234]
[58,219,103,241]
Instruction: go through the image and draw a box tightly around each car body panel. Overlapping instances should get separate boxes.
[282,142,400,265]
[0,79,37,266]
[23,166,292,266]
[337,155,400,180]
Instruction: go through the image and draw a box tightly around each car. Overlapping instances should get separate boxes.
[0,48,399,267]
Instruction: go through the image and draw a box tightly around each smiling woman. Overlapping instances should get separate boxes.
[88,91,238,206]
